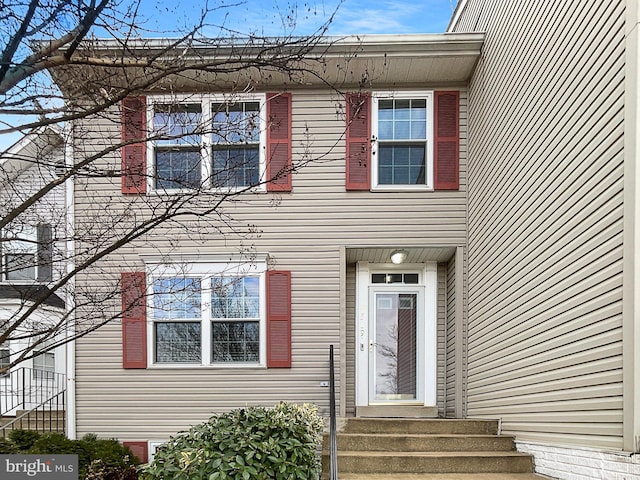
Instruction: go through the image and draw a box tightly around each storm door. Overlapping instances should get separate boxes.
[369,287,424,403]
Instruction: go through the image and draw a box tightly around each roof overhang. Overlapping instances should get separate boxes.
[53,33,484,94]
[314,33,485,87]
[0,125,63,181]
[346,246,457,265]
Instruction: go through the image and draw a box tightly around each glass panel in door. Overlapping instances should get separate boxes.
[372,292,418,401]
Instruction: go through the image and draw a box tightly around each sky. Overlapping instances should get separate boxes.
[0,0,457,151]
[139,0,458,37]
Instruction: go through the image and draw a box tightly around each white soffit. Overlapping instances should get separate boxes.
[78,33,485,89]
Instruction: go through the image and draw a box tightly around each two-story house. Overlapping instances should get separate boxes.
[58,33,482,458]
[0,126,68,419]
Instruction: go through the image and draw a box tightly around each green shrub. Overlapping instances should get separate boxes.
[140,402,324,480]
[85,459,139,480]
[78,435,140,479]
[0,436,20,453]
[29,432,79,454]
[8,429,41,450]
[0,430,139,480]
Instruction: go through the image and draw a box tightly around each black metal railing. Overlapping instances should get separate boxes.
[0,367,66,437]
[0,390,66,437]
[1,367,66,416]
[329,344,338,480]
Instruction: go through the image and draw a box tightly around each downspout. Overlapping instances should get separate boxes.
[63,123,76,440]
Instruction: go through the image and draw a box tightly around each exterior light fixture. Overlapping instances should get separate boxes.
[390,249,408,264]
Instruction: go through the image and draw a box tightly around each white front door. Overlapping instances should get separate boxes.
[356,262,437,407]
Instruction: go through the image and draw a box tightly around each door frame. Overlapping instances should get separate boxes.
[355,261,438,407]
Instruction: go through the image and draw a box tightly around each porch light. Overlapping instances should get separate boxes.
[390,249,408,264]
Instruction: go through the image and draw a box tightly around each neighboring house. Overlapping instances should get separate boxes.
[447,0,640,479]
[60,33,482,461]
[0,127,68,417]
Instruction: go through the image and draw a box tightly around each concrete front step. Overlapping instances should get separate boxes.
[1,411,65,432]
[333,474,553,480]
[324,433,516,452]
[343,418,499,435]
[323,451,534,474]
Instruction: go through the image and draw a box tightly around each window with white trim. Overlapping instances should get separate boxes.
[153,105,203,190]
[1,223,53,283]
[33,350,55,380]
[3,225,37,281]
[0,344,9,375]
[149,95,266,191]
[372,91,434,190]
[149,263,265,366]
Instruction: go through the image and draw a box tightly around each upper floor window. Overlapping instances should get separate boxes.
[371,92,433,190]
[1,223,52,283]
[0,344,9,375]
[346,90,458,192]
[212,102,261,188]
[149,95,266,192]
[153,105,202,190]
[33,350,55,380]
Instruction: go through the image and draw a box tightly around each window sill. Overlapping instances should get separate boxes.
[0,280,45,285]
[146,186,268,195]
[146,363,266,370]
[371,185,434,193]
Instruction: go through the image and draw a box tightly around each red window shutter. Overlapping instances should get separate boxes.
[345,93,371,191]
[121,272,147,369]
[266,93,292,192]
[123,441,148,463]
[434,91,459,190]
[121,97,147,194]
[266,270,291,368]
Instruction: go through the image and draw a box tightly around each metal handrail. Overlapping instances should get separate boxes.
[0,390,66,438]
[1,367,66,416]
[329,344,338,480]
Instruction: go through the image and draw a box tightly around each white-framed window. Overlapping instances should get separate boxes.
[152,104,203,190]
[148,441,166,463]
[2,224,37,282]
[371,272,420,284]
[148,94,267,192]
[371,91,434,190]
[33,350,55,380]
[148,263,266,367]
[0,343,10,375]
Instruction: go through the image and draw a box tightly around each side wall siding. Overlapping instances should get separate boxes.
[454,0,625,449]
[445,255,456,417]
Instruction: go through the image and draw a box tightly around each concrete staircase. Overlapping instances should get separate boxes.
[0,410,65,435]
[322,418,550,479]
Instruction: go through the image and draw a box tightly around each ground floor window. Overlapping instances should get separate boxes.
[32,350,55,380]
[149,264,265,366]
[0,344,9,375]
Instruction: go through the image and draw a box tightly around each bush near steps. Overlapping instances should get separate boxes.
[0,429,139,480]
[140,402,325,480]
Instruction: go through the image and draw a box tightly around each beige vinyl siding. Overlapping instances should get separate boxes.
[1,148,66,283]
[453,0,625,449]
[450,0,490,33]
[445,255,456,417]
[346,264,356,417]
[436,263,446,416]
[73,88,468,439]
